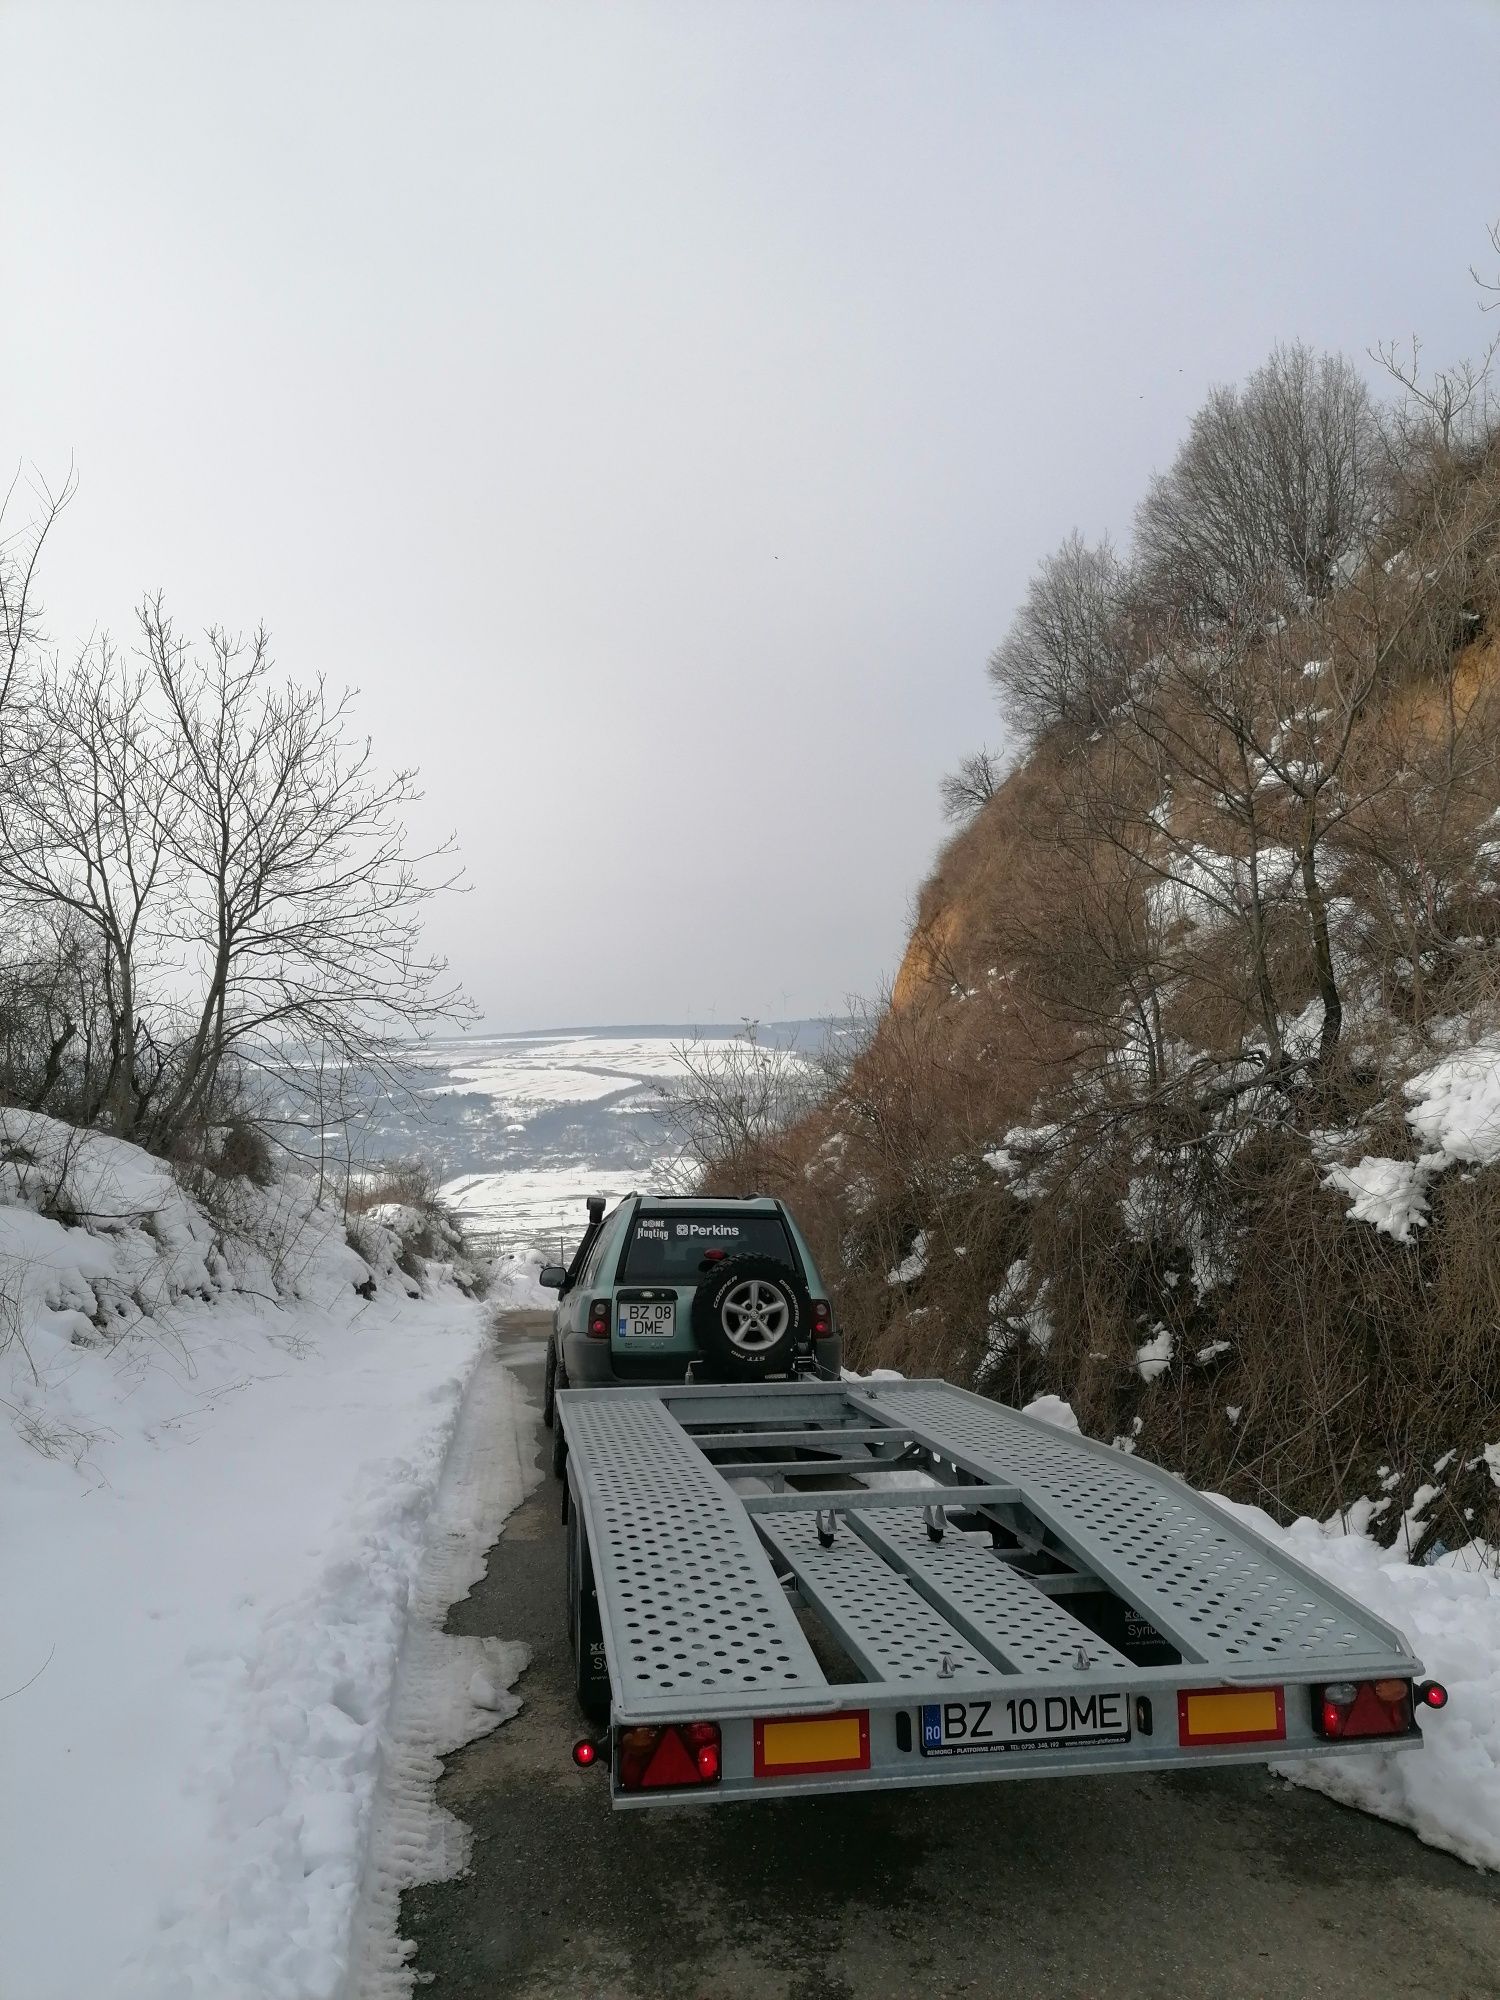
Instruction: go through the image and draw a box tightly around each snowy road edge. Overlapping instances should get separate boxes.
[345,1336,545,1999]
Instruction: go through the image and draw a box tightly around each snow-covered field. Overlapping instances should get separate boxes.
[0,1115,534,2000]
[406,1022,819,1251]
[441,1162,642,1253]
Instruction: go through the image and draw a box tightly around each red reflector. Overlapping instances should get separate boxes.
[616,1721,723,1791]
[642,1729,700,1788]
[1418,1680,1449,1710]
[1313,1679,1414,1741]
[571,1739,597,1767]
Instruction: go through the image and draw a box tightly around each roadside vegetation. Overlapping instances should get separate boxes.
[687,240,1500,1557]
[0,490,476,1399]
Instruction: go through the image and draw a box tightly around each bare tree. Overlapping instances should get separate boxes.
[654,1025,818,1190]
[139,599,470,1144]
[1136,344,1380,621]
[1374,333,1497,464]
[987,533,1130,742]
[0,642,179,1137]
[0,461,75,720]
[938,746,1004,824]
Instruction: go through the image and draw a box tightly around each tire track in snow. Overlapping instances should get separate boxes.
[347,1336,544,1999]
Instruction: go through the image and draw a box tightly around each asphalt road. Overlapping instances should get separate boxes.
[401,1312,1500,2000]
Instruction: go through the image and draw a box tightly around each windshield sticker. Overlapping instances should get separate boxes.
[675,1222,743,1238]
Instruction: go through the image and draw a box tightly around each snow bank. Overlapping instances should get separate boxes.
[1208,1496,1500,1872]
[488,1243,556,1310]
[0,1114,502,2000]
[1012,1386,1500,1873]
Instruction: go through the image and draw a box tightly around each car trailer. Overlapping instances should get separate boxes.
[558,1376,1447,1807]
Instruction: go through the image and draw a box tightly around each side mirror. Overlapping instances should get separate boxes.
[538,1264,568,1291]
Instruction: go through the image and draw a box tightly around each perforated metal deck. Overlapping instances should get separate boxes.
[559,1378,1420,1728]
[852,1384,1398,1676]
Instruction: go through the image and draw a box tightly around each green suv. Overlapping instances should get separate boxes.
[539,1192,841,1467]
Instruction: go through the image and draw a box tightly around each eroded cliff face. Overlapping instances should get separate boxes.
[717,593,1500,1547]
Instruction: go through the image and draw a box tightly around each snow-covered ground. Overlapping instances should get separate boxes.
[0,1114,534,2000]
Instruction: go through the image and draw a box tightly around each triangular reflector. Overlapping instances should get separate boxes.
[642,1726,700,1787]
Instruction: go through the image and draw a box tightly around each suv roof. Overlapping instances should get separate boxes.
[632,1193,780,1212]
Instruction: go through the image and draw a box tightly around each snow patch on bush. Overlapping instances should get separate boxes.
[1406,1042,1500,1167]
[1022,1393,1081,1433]
[1322,1155,1432,1243]
[886,1229,929,1286]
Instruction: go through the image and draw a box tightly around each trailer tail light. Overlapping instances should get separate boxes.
[1416,1680,1449,1710]
[811,1300,833,1339]
[615,1721,722,1791]
[1313,1678,1416,1741]
[587,1298,610,1339]
[1177,1684,1286,1746]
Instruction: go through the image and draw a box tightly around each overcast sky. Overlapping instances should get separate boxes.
[5,2,1499,1031]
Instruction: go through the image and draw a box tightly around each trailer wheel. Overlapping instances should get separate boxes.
[567,1497,610,1723]
[542,1338,557,1429]
[691,1255,806,1381]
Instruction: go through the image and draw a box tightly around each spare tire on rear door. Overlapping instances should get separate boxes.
[691,1254,808,1381]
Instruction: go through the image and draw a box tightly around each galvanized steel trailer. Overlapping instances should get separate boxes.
[558,1377,1435,1807]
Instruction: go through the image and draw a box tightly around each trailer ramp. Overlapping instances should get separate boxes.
[559,1379,1427,1805]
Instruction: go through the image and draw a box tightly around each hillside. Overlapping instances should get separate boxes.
[709,345,1500,1556]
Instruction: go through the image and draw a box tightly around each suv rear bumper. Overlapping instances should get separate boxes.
[561,1330,628,1385]
[561,1330,844,1387]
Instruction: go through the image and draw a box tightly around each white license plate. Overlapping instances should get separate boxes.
[920,1692,1130,1757]
[618,1299,675,1340]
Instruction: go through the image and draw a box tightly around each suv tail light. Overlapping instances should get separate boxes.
[811,1299,833,1339]
[1313,1679,1415,1741]
[587,1298,611,1340]
[616,1721,722,1790]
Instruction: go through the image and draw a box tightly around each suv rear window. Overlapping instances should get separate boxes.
[621,1211,796,1284]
